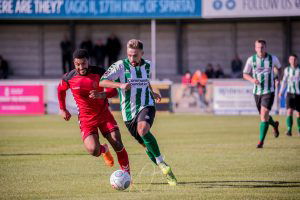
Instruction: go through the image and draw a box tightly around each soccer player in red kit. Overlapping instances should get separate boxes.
[57,49,130,174]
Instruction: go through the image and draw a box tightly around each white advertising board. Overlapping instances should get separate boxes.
[213,80,279,115]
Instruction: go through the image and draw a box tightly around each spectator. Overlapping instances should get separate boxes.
[80,36,94,59]
[215,64,225,78]
[60,34,73,74]
[181,70,192,85]
[93,38,106,68]
[231,54,243,78]
[181,70,192,97]
[191,69,208,107]
[106,33,122,66]
[205,63,215,78]
[0,55,9,79]
[175,71,192,108]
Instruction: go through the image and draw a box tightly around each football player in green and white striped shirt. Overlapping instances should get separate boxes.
[279,54,300,136]
[243,39,282,148]
[92,39,177,186]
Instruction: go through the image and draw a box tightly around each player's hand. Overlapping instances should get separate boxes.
[252,79,260,85]
[120,83,131,91]
[60,109,71,121]
[153,92,161,103]
[89,90,106,99]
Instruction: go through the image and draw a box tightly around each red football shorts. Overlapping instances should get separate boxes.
[79,110,119,141]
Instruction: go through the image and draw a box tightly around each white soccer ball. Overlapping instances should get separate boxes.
[110,170,131,190]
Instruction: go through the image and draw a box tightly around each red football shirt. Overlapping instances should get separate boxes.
[57,66,117,123]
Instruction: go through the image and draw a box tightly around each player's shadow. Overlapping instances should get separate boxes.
[151,180,300,188]
[0,153,87,156]
[0,152,145,157]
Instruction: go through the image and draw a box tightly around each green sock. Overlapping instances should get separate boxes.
[259,121,269,143]
[141,132,161,158]
[286,116,293,132]
[297,117,300,132]
[268,116,276,127]
[145,149,157,165]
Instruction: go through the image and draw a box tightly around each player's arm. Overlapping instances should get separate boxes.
[149,83,161,103]
[100,79,131,90]
[89,88,118,99]
[273,56,282,86]
[99,63,130,90]
[243,73,259,85]
[89,67,120,99]
[278,68,288,97]
[57,79,71,121]
[243,57,259,85]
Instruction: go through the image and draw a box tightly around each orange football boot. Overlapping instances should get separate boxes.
[102,144,114,167]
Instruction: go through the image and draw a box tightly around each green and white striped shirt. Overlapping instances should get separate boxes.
[279,65,300,95]
[243,53,281,95]
[101,58,155,122]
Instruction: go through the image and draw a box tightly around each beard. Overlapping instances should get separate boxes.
[77,68,88,76]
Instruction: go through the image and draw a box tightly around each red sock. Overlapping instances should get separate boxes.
[116,148,130,174]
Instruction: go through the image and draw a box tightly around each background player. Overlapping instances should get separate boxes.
[91,39,177,186]
[57,49,130,174]
[243,39,281,148]
[279,54,300,136]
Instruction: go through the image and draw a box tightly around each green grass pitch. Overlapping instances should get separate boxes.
[0,113,299,199]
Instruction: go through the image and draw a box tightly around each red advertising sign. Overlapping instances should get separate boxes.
[0,85,44,115]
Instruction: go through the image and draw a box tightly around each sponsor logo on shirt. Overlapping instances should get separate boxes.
[128,78,149,88]
[254,67,271,74]
[72,86,80,90]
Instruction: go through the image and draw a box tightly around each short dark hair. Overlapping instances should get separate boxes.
[255,39,267,46]
[73,49,89,60]
[289,53,298,59]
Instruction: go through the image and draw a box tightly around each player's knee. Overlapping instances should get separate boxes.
[86,146,100,157]
[137,126,148,135]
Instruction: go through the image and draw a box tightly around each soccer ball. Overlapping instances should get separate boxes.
[110,170,131,190]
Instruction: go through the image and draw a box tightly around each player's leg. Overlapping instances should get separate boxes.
[255,95,267,148]
[257,106,270,148]
[268,115,279,137]
[81,124,114,167]
[286,93,297,136]
[137,121,162,161]
[136,107,177,186]
[104,130,130,174]
[296,111,300,136]
[266,93,279,137]
[295,95,300,136]
[286,108,293,136]
[125,118,157,165]
[98,111,130,173]
[83,134,106,156]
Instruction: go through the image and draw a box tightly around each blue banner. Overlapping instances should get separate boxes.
[0,0,201,19]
